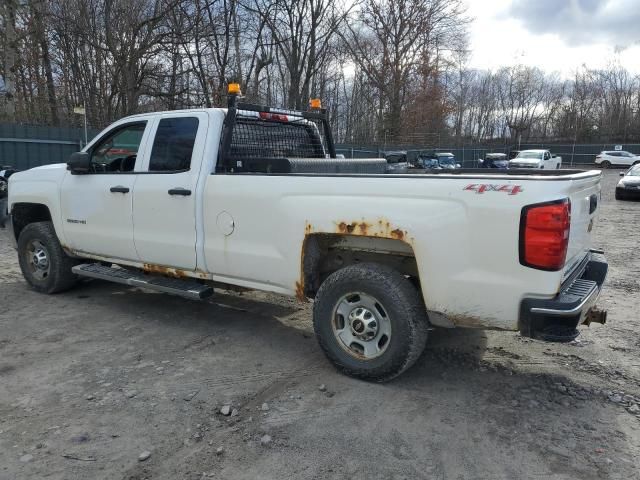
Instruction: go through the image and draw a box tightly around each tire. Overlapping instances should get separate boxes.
[600,160,611,169]
[313,263,429,382]
[17,221,79,294]
[556,163,560,169]
[615,190,625,201]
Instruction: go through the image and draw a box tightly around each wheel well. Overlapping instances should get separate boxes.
[301,234,420,298]
[10,203,52,241]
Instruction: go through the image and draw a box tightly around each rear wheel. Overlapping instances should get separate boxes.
[600,160,611,169]
[313,263,429,382]
[18,221,79,294]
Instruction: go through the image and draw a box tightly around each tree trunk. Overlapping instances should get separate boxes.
[2,0,17,122]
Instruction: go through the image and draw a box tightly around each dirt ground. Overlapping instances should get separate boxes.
[1,169,639,480]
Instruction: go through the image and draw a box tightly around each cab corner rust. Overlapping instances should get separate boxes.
[143,263,186,278]
[142,263,210,279]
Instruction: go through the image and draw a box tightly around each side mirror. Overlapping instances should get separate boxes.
[456,163,461,168]
[67,152,91,174]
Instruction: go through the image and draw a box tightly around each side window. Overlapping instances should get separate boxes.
[544,152,551,160]
[91,123,146,173]
[149,117,199,172]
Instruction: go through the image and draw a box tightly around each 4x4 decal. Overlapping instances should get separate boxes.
[464,184,523,195]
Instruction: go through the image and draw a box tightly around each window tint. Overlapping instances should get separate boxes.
[149,117,199,171]
[544,152,550,160]
[91,123,146,173]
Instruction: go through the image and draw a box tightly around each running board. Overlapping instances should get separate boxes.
[72,263,213,300]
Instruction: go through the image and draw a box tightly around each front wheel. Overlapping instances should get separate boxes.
[600,160,611,169]
[18,221,79,294]
[313,263,429,382]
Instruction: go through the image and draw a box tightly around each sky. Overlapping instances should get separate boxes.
[466,0,640,76]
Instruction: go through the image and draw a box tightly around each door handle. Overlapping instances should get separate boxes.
[168,188,192,196]
[110,186,130,193]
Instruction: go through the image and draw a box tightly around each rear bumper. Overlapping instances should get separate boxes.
[519,252,608,340]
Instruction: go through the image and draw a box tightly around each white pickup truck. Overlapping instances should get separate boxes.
[510,149,562,169]
[4,91,608,381]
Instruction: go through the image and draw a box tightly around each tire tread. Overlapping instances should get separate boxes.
[313,263,429,382]
[18,221,79,294]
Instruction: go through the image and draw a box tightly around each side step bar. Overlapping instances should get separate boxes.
[72,263,213,300]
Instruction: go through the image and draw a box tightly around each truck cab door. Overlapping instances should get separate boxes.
[60,120,152,260]
[132,113,207,270]
[543,151,552,168]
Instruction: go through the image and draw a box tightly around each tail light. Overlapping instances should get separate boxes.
[519,199,571,271]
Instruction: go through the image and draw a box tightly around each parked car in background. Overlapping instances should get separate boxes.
[413,152,460,170]
[615,164,640,200]
[479,153,509,169]
[411,156,441,169]
[383,150,409,172]
[595,151,640,168]
[510,150,562,169]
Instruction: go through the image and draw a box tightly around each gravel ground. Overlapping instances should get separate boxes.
[0,169,639,480]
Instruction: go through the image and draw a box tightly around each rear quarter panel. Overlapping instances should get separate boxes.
[202,172,600,330]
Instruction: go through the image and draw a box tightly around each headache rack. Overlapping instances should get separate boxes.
[216,92,337,173]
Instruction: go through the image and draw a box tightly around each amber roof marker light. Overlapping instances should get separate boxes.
[310,98,322,110]
[228,83,241,95]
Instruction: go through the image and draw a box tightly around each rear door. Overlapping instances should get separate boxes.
[132,112,208,270]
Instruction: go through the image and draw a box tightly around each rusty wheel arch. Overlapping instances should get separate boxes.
[298,229,421,301]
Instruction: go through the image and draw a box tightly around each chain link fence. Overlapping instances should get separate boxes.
[2,122,639,170]
[336,143,640,167]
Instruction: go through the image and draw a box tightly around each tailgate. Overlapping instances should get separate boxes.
[563,173,602,280]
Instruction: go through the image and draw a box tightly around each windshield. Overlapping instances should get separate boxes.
[627,165,640,176]
[516,151,543,159]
